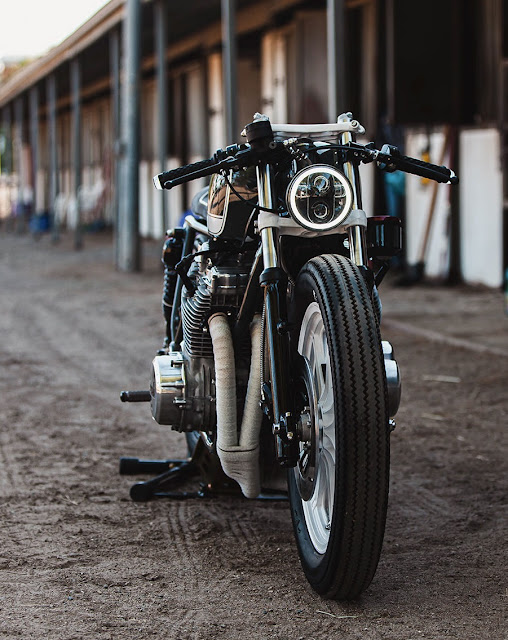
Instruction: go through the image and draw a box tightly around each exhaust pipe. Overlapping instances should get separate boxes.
[208,313,263,498]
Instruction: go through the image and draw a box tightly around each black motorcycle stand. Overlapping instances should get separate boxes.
[119,439,288,502]
[119,455,208,501]
[119,434,245,502]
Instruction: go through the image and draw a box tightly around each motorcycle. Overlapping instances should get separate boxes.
[120,112,458,599]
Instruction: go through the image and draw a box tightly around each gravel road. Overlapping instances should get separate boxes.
[0,231,506,639]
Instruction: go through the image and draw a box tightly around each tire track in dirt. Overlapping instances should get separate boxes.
[158,502,205,639]
[156,499,275,638]
[390,475,452,521]
[0,432,19,498]
[1,243,160,395]
[188,500,258,545]
[1,234,506,640]
[20,294,152,391]
[0,295,156,449]
[383,318,508,358]
[0,352,38,499]
[164,503,200,581]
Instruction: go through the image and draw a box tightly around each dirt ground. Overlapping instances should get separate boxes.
[0,230,506,640]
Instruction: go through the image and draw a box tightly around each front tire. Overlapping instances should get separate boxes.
[288,254,389,600]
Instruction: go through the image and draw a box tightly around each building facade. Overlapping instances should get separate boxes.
[0,0,506,285]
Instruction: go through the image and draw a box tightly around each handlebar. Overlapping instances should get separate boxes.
[393,155,457,184]
[153,139,458,191]
[373,144,458,185]
[153,157,221,190]
[153,144,256,190]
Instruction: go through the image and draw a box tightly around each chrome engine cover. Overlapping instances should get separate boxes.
[150,350,217,431]
[150,352,186,426]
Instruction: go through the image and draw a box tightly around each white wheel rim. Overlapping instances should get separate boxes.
[296,302,336,555]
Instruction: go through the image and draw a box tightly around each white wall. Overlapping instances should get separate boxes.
[237,57,262,136]
[186,64,209,206]
[405,128,454,278]
[404,127,503,287]
[296,11,328,122]
[164,158,185,230]
[459,129,503,288]
[138,158,185,238]
[139,161,153,238]
[261,30,288,123]
[208,53,224,154]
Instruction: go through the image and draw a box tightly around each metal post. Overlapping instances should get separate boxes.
[71,58,83,249]
[155,0,168,235]
[327,0,347,121]
[221,0,237,143]
[1,105,12,175]
[29,86,39,221]
[47,74,59,242]
[14,96,24,232]
[110,27,121,267]
[118,0,141,271]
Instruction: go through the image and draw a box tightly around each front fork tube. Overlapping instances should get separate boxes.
[340,119,368,268]
[260,267,298,467]
[348,224,368,268]
[257,163,298,467]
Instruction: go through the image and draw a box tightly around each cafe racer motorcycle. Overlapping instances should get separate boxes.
[121,113,458,599]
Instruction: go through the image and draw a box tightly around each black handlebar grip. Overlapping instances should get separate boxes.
[396,155,458,184]
[153,156,218,190]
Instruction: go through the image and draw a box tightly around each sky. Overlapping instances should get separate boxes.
[0,0,110,59]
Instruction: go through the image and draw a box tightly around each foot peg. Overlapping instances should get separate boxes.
[120,390,151,403]
[120,457,183,475]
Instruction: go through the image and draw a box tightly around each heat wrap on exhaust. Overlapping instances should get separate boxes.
[208,313,263,498]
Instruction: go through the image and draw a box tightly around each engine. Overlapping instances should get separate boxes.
[150,254,251,432]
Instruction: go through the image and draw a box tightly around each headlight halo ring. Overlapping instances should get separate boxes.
[286,164,354,232]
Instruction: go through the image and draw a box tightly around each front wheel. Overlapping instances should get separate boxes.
[288,255,389,600]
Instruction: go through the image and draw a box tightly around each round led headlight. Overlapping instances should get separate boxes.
[286,165,353,231]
